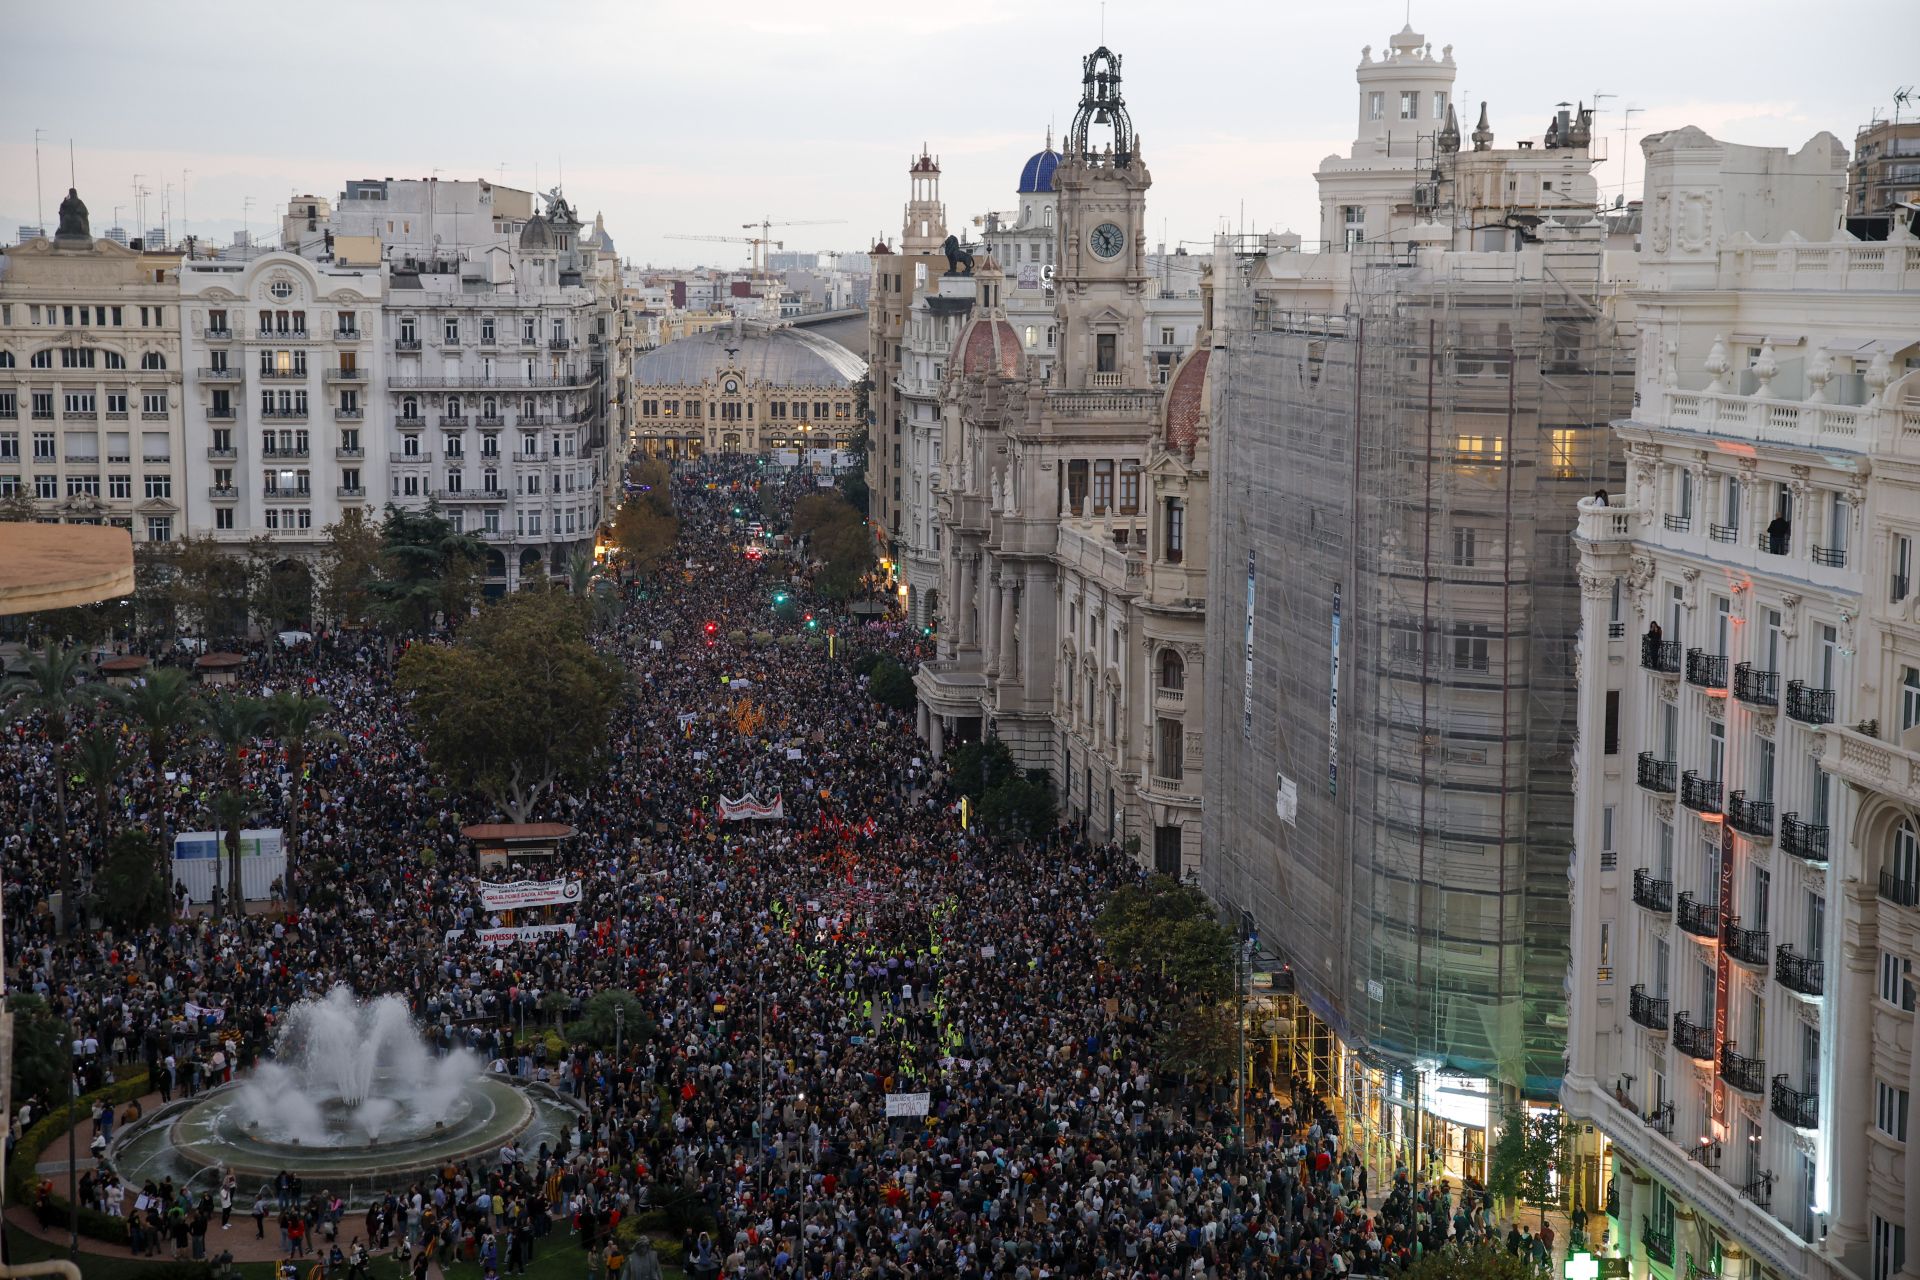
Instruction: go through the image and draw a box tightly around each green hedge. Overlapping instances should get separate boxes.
[7,1071,150,1245]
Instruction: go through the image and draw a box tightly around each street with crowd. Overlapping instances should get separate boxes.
[2,460,1556,1279]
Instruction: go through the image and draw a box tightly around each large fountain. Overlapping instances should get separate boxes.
[111,988,580,1204]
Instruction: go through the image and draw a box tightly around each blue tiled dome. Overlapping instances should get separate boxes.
[1017,149,1060,194]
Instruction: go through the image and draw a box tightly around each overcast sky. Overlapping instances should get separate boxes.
[0,0,1908,269]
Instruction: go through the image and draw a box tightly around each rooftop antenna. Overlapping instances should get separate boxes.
[33,127,46,236]
[181,168,191,244]
[1620,106,1643,202]
[243,195,254,247]
[67,138,75,188]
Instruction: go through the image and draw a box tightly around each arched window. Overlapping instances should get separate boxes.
[103,351,125,370]
[1159,649,1186,691]
[1890,821,1920,901]
[482,397,497,419]
[1024,204,1032,224]
[0,351,12,369]
[140,352,167,370]
[445,395,461,416]
[401,396,419,421]
[1043,206,1055,229]
[29,350,52,369]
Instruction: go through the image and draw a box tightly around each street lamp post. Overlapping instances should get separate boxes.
[67,1063,79,1260]
[614,1004,624,1062]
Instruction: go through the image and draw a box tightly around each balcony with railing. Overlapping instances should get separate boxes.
[1685,1138,1722,1170]
[1632,869,1673,913]
[1673,1014,1713,1060]
[1677,891,1719,938]
[324,368,367,382]
[394,338,422,352]
[1812,545,1848,568]
[262,486,312,499]
[333,407,363,421]
[334,447,365,461]
[1644,1100,1675,1137]
[256,327,309,339]
[257,367,309,381]
[1880,868,1920,908]
[1728,791,1774,839]
[206,408,236,422]
[1723,920,1769,967]
[1643,1218,1674,1267]
[261,408,309,421]
[205,446,236,460]
[1680,770,1722,814]
[1686,648,1728,689]
[1771,1076,1818,1128]
[1733,663,1779,708]
[1628,984,1670,1031]
[336,485,366,499]
[390,451,433,464]
[1786,680,1835,725]
[1641,636,1682,674]
[261,446,309,460]
[204,326,232,340]
[1636,751,1677,793]
[1720,1044,1765,1095]
[548,337,572,351]
[1776,946,1823,996]
[198,367,242,382]
[1710,521,1740,543]
[207,485,237,500]
[1742,1173,1774,1209]
[1780,813,1829,864]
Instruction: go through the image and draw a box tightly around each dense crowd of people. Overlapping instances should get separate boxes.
[3,460,1566,1278]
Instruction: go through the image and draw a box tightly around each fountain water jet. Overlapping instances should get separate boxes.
[108,986,581,1206]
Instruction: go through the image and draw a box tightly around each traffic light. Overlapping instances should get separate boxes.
[805,614,817,629]
[704,621,718,637]
[773,591,789,606]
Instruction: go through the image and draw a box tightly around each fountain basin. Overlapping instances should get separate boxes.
[110,1076,580,1205]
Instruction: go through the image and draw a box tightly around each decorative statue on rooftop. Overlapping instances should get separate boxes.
[55,187,90,243]
[942,235,975,276]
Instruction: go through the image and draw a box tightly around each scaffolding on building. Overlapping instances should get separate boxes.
[1207,185,1633,1179]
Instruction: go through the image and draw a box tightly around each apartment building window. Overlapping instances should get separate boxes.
[1883,951,1916,1010]
[139,352,166,371]
[34,474,55,500]
[107,474,129,499]
[103,351,125,370]
[1092,461,1114,514]
[1399,90,1418,119]
[483,468,499,494]
[1096,333,1117,374]
[63,392,95,415]
[401,397,420,422]
[1156,718,1184,780]
[0,395,13,423]
[444,317,459,345]
[1874,1217,1907,1280]
[145,516,172,542]
[400,317,417,343]
[1118,461,1140,514]
[1878,1081,1911,1142]
[1903,667,1920,732]
[481,436,499,459]
[337,311,357,336]
[29,351,51,369]
[445,468,462,494]
[481,317,495,344]
[522,317,536,344]
[1452,527,1476,566]
[1165,498,1184,563]
[1896,534,1913,602]
[143,475,171,499]
[32,432,55,460]
[1433,90,1448,120]
[65,475,99,498]
[1452,625,1491,672]
[29,392,51,419]
[214,508,234,531]
[1604,690,1620,754]
[0,432,15,461]
[444,433,463,458]
[142,391,168,416]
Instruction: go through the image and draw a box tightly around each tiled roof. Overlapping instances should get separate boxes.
[1165,348,1210,454]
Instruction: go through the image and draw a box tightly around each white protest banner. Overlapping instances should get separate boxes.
[884,1092,931,1118]
[719,793,785,821]
[445,922,579,948]
[183,1002,226,1025]
[476,878,582,912]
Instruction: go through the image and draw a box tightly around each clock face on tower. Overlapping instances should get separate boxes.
[1089,222,1125,260]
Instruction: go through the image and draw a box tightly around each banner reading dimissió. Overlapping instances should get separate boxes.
[475,878,582,912]
[444,922,579,948]
[719,793,785,821]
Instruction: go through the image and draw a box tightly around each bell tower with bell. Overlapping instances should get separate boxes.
[1052,47,1152,391]
[901,146,947,256]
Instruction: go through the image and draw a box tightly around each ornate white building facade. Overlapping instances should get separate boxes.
[914,47,1209,870]
[0,189,187,543]
[1564,126,1920,1280]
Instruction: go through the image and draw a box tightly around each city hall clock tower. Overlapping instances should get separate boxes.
[1053,46,1153,391]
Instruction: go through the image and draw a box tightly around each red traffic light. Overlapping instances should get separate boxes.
[704,621,718,636]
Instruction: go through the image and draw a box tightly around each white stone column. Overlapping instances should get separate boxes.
[1827,933,1876,1253]
[959,555,977,648]
[983,570,1002,675]
[916,701,930,742]
[999,582,1017,687]
[929,715,944,761]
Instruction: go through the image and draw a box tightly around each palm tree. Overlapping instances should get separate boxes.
[206,789,253,919]
[72,724,130,885]
[263,691,337,904]
[106,667,202,917]
[1,644,100,933]
[200,695,266,914]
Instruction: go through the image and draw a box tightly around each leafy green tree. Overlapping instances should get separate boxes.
[206,789,255,917]
[1154,1002,1238,1081]
[838,472,870,517]
[370,502,484,632]
[576,991,655,1051]
[200,695,267,914]
[947,738,1019,802]
[867,658,917,712]
[316,507,385,625]
[1096,876,1236,1002]
[6,993,69,1109]
[1487,1103,1578,1227]
[0,488,39,523]
[1,644,102,933]
[155,533,253,639]
[95,829,170,932]
[106,666,201,916]
[610,494,680,581]
[976,776,1057,843]
[72,723,130,873]
[263,691,337,903]
[398,591,625,822]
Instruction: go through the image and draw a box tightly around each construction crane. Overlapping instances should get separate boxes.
[665,233,779,274]
[742,218,846,273]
